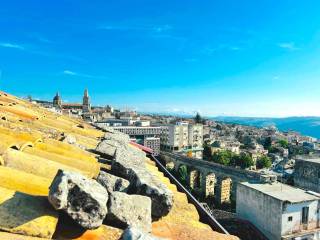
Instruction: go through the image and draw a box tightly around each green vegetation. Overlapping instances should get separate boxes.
[178,165,188,185]
[278,139,289,148]
[203,142,212,160]
[268,146,279,154]
[194,112,204,124]
[256,155,272,169]
[236,153,255,169]
[210,150,254,169]
[263,137,272,149]
[212,150,234,166]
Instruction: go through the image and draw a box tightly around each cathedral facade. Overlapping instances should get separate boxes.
[51,89,112,122]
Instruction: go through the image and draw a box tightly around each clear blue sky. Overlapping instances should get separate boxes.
[1,0,320,117]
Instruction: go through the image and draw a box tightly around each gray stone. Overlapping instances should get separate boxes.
[111,160,173,219]
[105,131,130,145]
[96,140,118,157]
[97,171,130,193]
[94,124,115,133]
[61,134,77,145]
[107,192,152,233]
[112,145,146,172]
[48,170,108,229]
[131,167,173,219]
[121,227,164,240]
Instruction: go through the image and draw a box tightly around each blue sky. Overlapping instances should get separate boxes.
[1,0,320,117]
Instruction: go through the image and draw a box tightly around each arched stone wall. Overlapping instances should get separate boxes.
[203,172,216,197]
[189,168,201,190]
[215,177,232,204]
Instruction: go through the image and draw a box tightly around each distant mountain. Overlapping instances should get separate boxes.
[211,116,320,139]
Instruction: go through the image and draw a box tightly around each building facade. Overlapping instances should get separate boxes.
[237,181,320,240]
[160,122,204,159]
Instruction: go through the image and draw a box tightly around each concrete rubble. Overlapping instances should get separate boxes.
[96,139,118,157]
[48,170,109,229]
[97,171,130,193]
[107,192,152,233]
[111,150,174,218]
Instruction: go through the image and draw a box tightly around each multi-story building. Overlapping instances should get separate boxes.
[160,122,203,159]
[188,124,203,148]
[161,122,189,151]
[111,126,162,156]
[237,180,320,240]
[188,124,204,159]
[294,155,320,193]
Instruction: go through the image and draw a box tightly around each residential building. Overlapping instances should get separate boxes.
[237,181,320,240]
[161,123,189,151]
[160,122,204,159]
[294,156,320,193]
[188,124,203,148]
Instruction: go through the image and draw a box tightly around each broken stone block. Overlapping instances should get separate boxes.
[95,124,115,133]
[121,226,163,240]
[0,186,58,239]
[132,167,174,219]
[107,192,152,233]
[97,171,130,193]
[48,170,108,229]
[111,147,146,177]
[111,160,173,219]
[95,140,118,158]
[104,132,130,144]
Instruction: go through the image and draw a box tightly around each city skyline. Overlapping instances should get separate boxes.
[1,0,320,117]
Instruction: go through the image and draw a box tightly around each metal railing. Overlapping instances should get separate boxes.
[149,154,230,235]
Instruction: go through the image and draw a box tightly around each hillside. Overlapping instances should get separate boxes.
[212,116,320,139]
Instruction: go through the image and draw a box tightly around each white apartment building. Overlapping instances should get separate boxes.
[237,181,320,240]
[188,124,203,148]
[161,123,189,151]
[161,122,203,159]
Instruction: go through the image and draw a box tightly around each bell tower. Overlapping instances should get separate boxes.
[53,92,62,108]
[82,88,91,112]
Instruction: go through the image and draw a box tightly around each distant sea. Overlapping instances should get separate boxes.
[211,116,320,139]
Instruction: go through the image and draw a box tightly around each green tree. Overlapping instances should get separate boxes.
[194,112,203,124]
[212,150,234,166]
[236,153,254,169]
[178,165,188,185]
[278,139,289,148]
[203,142,212,160]
[256,155,272,169]
[263,137,272,149]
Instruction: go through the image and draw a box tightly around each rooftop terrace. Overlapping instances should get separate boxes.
[241,182,320,203]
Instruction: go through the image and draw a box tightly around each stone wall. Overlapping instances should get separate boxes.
[161,152,261,198]
[294,158,320,193]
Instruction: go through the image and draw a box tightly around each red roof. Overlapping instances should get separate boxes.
[129,141,153,154]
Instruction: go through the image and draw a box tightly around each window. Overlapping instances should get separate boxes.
[302,207,309,224]
[288,216,292,222]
